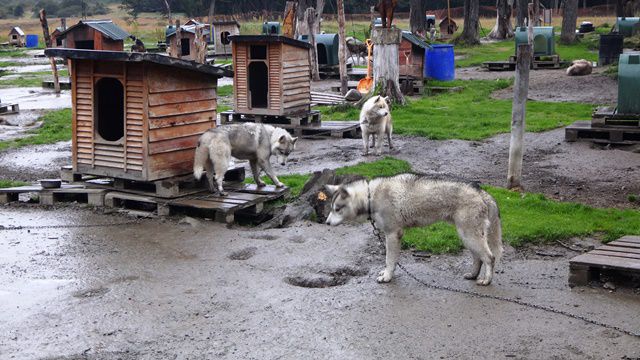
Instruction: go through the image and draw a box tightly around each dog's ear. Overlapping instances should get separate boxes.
[324,184,340,196]
[279,135,286,143]
[291,137,298,146]
[384,96,391,105]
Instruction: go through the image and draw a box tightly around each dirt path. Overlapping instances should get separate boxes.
[0,207,638,359]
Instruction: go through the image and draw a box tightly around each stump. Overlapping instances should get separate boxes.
[370,27,405,105]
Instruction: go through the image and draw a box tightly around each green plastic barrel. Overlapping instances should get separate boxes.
[617,53,640,114]
[299,33,339,66]
[615,17,640,37]
[262,22,281,35]
[514,26,555,56]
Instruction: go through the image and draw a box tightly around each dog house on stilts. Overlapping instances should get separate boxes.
[44,48,233,182]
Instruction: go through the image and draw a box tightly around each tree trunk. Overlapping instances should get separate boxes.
[507,44,532,190]
[39,9,60,94]
[560,0,578,44]
[616,0,624,17]
[306,7,321,81]
[456,0,480,45]
[164,0,173,24]
[194,26,207,64]
[296,0,314,37]
[282,1,298,38]
[169,19,181,58]
[410,0,427,35]
[370,28,405,105]
[489,0,514,39]
[315,0,325,34]
[337,0,348,95]
[516,0,528,27]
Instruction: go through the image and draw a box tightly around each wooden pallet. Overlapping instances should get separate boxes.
[0,102,19,115]
[61,164,246,199]
[569,236,640,287]
[483,55,569,71]
[42,77,72,90]
[105,185,289,223]
[591,106,640,127]
[311,91,346,106]
[565,120,640,144]
[481,61,516,71]
[330,81,360,92]
[220,110,321,127]
[0,184,108,206]
[399,77,424,95]
[425,86,464,95]
[347,67,367,81]
[267,120,361,138]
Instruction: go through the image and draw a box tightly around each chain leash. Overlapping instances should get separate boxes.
[366,212,640,338]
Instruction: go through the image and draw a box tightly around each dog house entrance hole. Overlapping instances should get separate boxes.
[317,43,327,65]
[95,77,124,142]
[181,38,191,56]
[248,62,268,108]
[221,31,231,45]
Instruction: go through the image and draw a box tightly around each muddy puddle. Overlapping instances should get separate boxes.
[0,87,71,110]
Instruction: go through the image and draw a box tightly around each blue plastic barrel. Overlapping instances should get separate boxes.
[424,44,455,81]
[26,34,38,48]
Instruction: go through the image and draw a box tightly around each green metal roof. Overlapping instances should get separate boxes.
[58,20,130,41]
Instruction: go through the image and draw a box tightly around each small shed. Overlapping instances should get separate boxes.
[399,31,429,79]
[44,48,233,182]
[55,20,130,51]
[9,27,25,47]
[439,17,458,35]
[230,35,312,116]
[51,27,64,47]
[211,19,240,56]
[166,25,211,60]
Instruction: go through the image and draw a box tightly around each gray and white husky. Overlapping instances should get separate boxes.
[193,123,298,195]
[325,174,503,286]
[360,95,393,156]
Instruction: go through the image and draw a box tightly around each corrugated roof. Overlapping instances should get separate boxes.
[402,31,430,49]
[229,35,312,49]
[10,27,25,36]
[58,20,130,41]
[166,25,211,38]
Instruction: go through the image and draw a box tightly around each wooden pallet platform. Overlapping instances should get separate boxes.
[347,68,367,81]
[481,61,516,71]
[220,110,321,127]
[483,55,569,71]
[331,79,424,95]
[591,106,640,127]
[569,236,640,287]
[245,120,361,138]
[62,164,246,199]
[42,77,72,90]
[0,102,19,115]
[0,184,108,206]
[330,81,360,92]
[565,120,640,144]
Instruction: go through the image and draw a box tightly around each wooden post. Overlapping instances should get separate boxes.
[306,7,320,81]
[39,9,60,94]
[194,26,207,63]
[533,0,541,26]
[371,27,405,105]
[337,0,348,95]
[282,1,298,38]
[168,19,181,58]
[506,44,532,190]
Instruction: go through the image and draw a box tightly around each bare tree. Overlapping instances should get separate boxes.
[560,0,578,44]
[306,7,320,81]
[489,0,514,39]
[296,0,314,37]
[164,0,173,24]
[516,0,528,27]
[207,0,215,24]
[337,0,348,95]
[410,0,427,35]
[455,0,480,45]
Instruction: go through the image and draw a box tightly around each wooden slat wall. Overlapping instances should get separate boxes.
[268,43,281,110]
[125,63,145,172]
[281,44,311,113]
[146,63,217,180]
[74,60,94,169]
[234,43,248,110]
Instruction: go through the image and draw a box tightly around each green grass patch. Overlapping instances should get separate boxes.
[0,75,44,88]
[0,49,27,58]
[0,109,72,151]
[0,61,20,68]
[218,84,233,97]
[405,186,640,254]
[320,79,594,140]
[0,179,28,188]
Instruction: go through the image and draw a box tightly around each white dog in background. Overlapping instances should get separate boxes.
[359,95,394,156]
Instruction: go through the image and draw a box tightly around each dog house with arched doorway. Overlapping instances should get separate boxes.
[229,35,311,116]
[44,48,233,182]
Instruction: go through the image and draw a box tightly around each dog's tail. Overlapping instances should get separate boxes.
[193,137,208,181]
[482,191,503,264]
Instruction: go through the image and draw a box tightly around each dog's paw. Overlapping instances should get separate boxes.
[463,272,478,280]
[256,182,267,187]
[275,182,285,188]
[219,191,229,196]
[476,278,492,286]
[376,270,393,283]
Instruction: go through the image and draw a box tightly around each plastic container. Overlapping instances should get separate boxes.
[599,34,624,66]
[514,26,555,56]
[615,17,640,37]
[25,34,38,48]
[424,44,455,81]
[262,22,280,35]
[617,52,640,114]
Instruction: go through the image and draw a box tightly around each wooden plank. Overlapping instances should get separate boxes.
[148,88,216,106]
[598,244,640,255]
[570,253,640,271]
[147,64,218,94]
[149,111,214,130]
[609,240,640,249]
[148,134,200,155]
[149,122,213,142]
[170,198,239,211]
[617,236,640,244]
[590,249,640,260]
[148,99,216,118]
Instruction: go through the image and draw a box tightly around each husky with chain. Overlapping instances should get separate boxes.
[193,123,297,195]
[325,174,503,285]
[360,95,393,156]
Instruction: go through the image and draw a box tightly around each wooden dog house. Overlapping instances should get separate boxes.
[399,31,429,80]
[229,35,312,116]
[44,48,233,182]
[55,20,129,51]
[166,24,211,60]
[9,27,25,47]
[212,19,240,56]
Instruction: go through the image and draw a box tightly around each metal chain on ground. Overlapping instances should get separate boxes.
[0,219,144,231]
[367,218,640,339]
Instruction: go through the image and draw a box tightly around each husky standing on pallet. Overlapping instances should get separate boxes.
[325,174,503,285]
[360,95,394,156]
[193,123,298,196]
